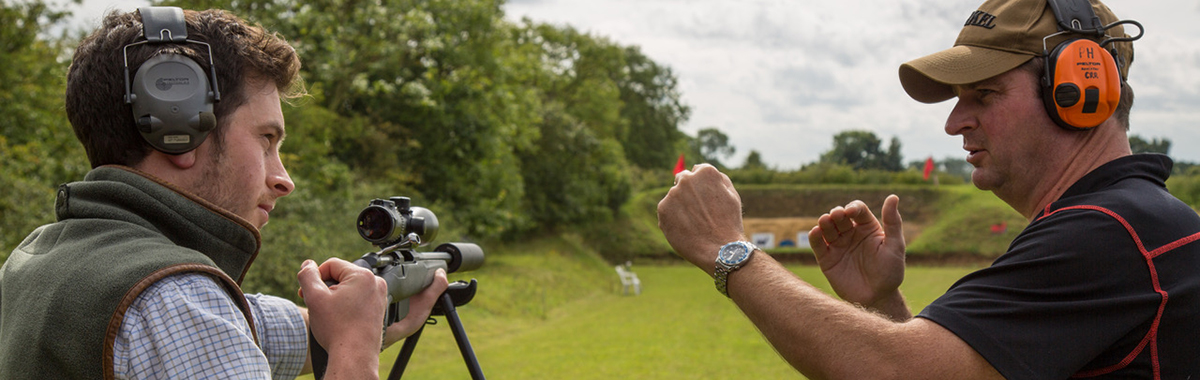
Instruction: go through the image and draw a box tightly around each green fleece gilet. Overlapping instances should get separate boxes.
[0,166,261,379]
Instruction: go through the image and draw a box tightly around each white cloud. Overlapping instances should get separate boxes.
[505,0,1200,169]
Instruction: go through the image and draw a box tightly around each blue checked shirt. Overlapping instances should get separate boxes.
[111,272,308,379]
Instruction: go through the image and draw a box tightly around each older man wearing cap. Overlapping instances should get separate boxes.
[657,0,1200,378]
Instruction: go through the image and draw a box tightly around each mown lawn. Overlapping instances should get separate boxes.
[361,264,978,379]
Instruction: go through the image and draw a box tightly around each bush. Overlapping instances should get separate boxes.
[578,187,676,264]
[727,162,964,187]
[1166,171,1200,210]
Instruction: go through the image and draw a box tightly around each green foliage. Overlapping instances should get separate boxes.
[1166,170,1200,211]
[1129,134,1171,155]
[735,184,946,224]
[519,22,627,140]
[884,136,903,171]
[818,130,904,171]
[243,186,368,302]
[578,187,675,263]
[277,90,359,193]
[626,165,675,193]
[741,150,768,171]
[0,0,89,257]
[907,157,973,183]
[161,0,688,239]
[690,127,735,169]
[516,104,631,230]
[509,23,637,232]
[939,157,973,183]
[169,0,533,238]
[614,46,691,169]
[727,162,963,186]
[1175,161,1200,176]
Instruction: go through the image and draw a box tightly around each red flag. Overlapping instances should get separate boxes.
[673,154,686,175]
[922,156,934,181]
[990,221,1008,234]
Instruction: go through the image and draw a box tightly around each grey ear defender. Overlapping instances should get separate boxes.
[129,53,216,152]
[123,6,221,154]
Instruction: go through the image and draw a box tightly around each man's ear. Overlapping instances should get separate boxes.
[166,150,198,169]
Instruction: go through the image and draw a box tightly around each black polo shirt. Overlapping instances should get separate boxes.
[918,154,1200,379]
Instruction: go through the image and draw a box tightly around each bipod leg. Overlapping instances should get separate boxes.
[438,292,486,380]
[387,323,426,380]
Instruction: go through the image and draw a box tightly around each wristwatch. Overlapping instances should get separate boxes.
[714,241,757,297]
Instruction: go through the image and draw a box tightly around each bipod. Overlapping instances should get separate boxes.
[388,279,484,380]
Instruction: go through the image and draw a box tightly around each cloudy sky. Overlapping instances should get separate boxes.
[70,0,1200,170]
[502,0,1200,169]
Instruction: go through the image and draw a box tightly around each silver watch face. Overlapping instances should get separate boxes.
[718,242,752,266]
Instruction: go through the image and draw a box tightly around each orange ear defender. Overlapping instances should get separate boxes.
[1042,38,1121,130]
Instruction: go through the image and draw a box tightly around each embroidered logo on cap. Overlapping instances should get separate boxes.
[964,10,998,29]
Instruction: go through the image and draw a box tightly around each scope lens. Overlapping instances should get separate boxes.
[357,207,395,242]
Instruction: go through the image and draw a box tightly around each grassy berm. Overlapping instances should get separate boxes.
[620,184,1027,264]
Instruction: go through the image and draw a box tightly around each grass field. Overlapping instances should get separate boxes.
[351,264,981,379]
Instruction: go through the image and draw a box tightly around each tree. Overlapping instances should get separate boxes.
[615,46,691,169]
[940,157,973,182]
[819,130,903,171]
[511,21,689,170]
[179,0,541,238]
[1,0,89,256]
[511,22,634,230]
[1129,135,1171,155]
[517,104,631,229]
[163,0,687,239]
[883,137,904,171]
[692,127,735,168]
[742,150,768,170]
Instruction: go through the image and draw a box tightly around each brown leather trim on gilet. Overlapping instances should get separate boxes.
[101,264,260,380]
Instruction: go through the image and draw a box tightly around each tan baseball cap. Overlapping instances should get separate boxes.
[899,0,1133,103]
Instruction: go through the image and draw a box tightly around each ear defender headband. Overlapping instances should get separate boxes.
[1041,0,1142,130]
[123,6,221,154]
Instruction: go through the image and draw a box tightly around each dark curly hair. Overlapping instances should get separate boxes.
[66,8,304,167]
